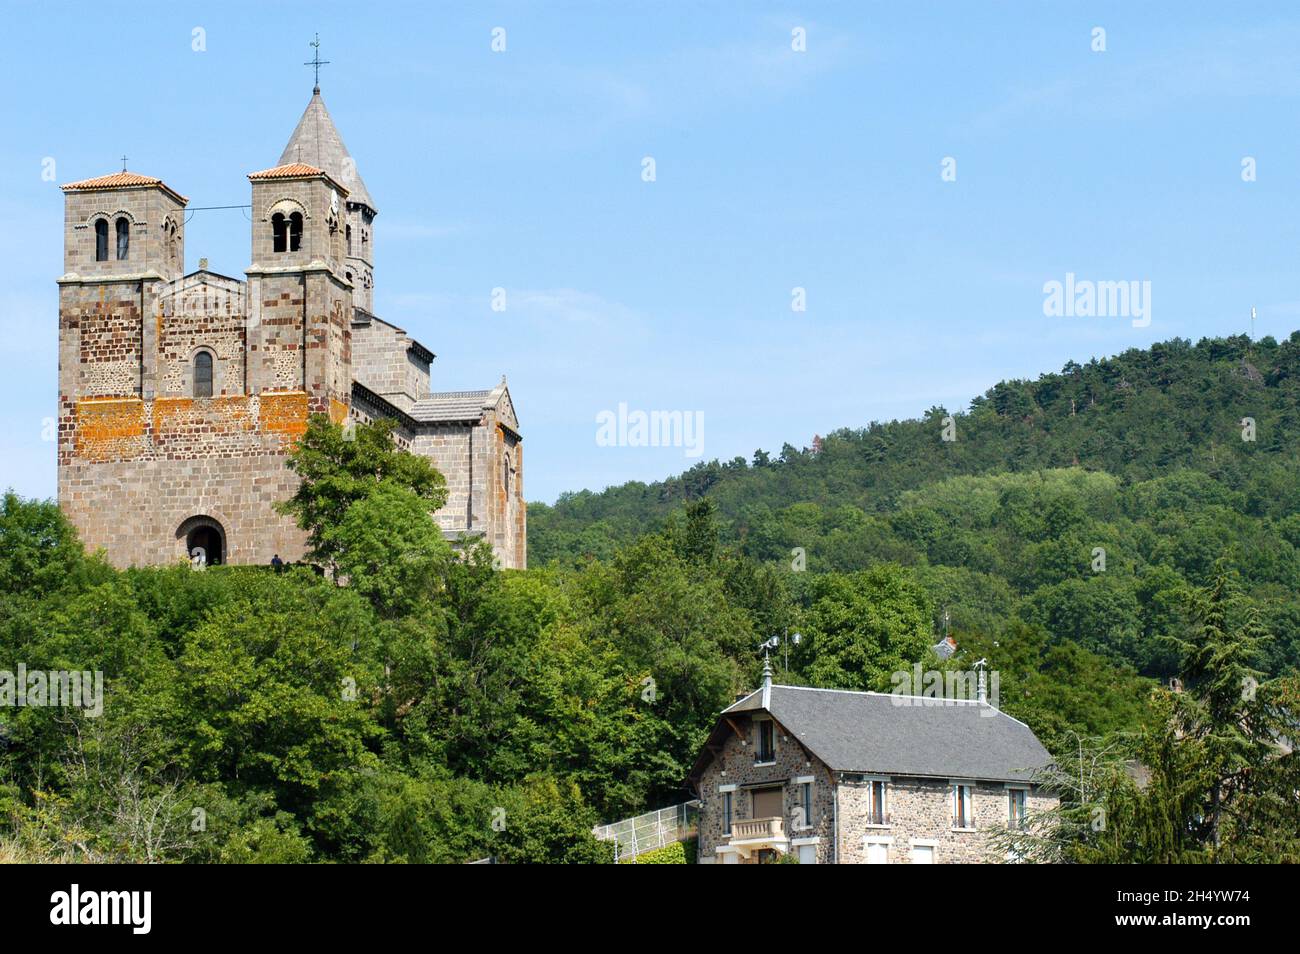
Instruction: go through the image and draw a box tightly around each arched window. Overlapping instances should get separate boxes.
[162,218,178,266]
[289,212,303,251]
[194,351,213,397]
[94,219,109,261]
[346,224,352,256]
[115,217,130,260]
[272,213,287,253]
[503,455,510,496]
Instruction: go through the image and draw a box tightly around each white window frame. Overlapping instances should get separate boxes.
[1006,784,1029,830]
[719,784,736,835]
[909,838,939,864]
[864,775,891,827]
[793,839,819,865]
[863,833,892,864]
[951,781,975,831]
[794,775,814,830]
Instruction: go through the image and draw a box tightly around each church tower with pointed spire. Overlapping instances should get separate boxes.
[279,88,377,312]
[54,57,526,571]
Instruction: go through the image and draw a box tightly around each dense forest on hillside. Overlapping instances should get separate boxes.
[532,333,1300,679]
[1,333,1297,863]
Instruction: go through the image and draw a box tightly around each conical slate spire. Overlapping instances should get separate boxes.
[278,91,375,212]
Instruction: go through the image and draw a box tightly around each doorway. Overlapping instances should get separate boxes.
[179,517,225,567]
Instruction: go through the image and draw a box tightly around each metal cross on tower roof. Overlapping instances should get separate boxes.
[305,33,330,92]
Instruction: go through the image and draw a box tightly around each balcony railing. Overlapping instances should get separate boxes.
[730,816,785,842]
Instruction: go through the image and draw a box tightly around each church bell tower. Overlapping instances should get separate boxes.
[277,61,377,313]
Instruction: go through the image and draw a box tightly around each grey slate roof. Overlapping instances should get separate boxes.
[279,91,376,211]
[721,685,1053,783]
[409,390,493,423]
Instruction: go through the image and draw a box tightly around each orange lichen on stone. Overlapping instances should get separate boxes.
[260,391,309,440]
[75,397,146,460]
[154,396,256,435]
[152,396,194,432]
[329,397,349,425]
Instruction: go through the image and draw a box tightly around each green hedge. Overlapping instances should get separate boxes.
[625,839,697,864]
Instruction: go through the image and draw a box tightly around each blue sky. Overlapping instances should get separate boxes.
[2,1,1297,504]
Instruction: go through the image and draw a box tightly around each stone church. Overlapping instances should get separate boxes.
[56,85,526,569]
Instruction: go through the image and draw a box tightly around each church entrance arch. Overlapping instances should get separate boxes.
[177,516,226,567]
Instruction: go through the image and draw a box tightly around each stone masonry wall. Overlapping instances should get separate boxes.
[350,316,430,411]
[487,418,525,569]
[837,775,1056,864]
[157,275,247,396]
[694,710,1056,864]
[411,425,477,533]
[696,710,837,864]
[63,184,185,281]
[59,453,307,567]
[57,166,519,571]
[58,179,350,570]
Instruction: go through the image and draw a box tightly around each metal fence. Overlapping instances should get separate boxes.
[593,800,700,862]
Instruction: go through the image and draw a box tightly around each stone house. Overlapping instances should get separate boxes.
[687,664,1056,863]
[55,83,525,570]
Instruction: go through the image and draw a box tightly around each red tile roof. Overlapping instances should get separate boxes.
[247,162,348,197]
[247,162,325,179]
[62,171,162,190]
[61,171,187,203]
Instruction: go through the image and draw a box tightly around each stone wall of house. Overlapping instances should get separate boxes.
[837,775,1056,864]
[695,709,837,864]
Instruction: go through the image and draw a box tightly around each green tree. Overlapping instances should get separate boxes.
[800,566,932,692]
[278,416,448,572]
[325,481,453,619]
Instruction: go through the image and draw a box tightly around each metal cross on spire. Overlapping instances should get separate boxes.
[120,154,128,172]
[305,33,330,92]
